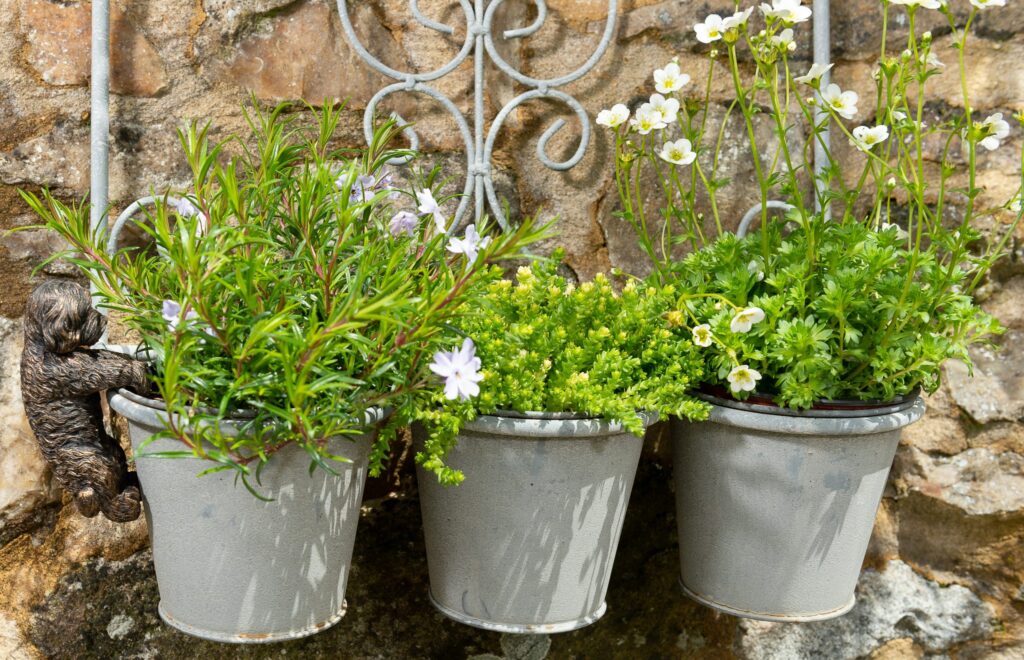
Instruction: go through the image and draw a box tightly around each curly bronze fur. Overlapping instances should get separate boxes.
[21,280,151,523]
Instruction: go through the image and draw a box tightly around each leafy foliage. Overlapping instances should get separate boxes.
[415,255,710,485]
[603,1,1022,406]
[672,216,1002,407]
[23,101,547,485]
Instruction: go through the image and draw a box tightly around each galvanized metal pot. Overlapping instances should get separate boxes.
[672,393,925,622]
[108,388,377,643]
[416,411,653,633]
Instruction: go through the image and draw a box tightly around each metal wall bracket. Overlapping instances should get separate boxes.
[337,0,617,231]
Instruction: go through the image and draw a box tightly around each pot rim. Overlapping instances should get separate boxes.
[694,386,921,418]
[691,396,925,436]
[108,388,386,434]
[114,387,258,420]
[462,410,658,438]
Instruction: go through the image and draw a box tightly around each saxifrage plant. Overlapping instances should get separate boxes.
[598,0,1022,407]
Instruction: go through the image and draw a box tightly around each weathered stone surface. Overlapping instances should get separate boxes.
[0,117,92,195]
[0,613,33,660]
[945,332,1024,425]
[899,385,968,456]
[21,0,169,97]
[218,1,397,108]
[985,276,1024,331]
[737,560,992,659]
[868,637,924,659]
[893,478,1024,622]
[897,447,1024,517]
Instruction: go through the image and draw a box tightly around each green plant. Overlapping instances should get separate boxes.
[415,255,710,484]
[599,0,1022,406]
[24,101,547,488]
[672,216,1002,407]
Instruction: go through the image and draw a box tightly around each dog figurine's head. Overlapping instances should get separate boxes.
[25,280,106,354]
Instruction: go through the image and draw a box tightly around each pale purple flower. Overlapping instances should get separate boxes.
[338,169,400,204]
[429,338,484,401]
[162,299,197,332]
[389,210,419,237]
[172,197,208,234]
[417,188,448,233]
[350,174,378,203]
[447,224,491,263]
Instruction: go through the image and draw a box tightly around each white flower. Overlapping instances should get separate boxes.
[730,306,766,333]
[692,324,713,348]
[389,210,419,237]
[446,223,491,263]
[821,83,859,120]
[747,259,765,281]
[659,138,697,166]
[429,338,484,401]
[632,104,667,134]
[977,113,1010,151]
[794,62,833,86]
[890,0,943,9]
[723,7,754,30]
[881,222,910,240]
[892,110,907,122]
[1010,197,1021,214]
[771,28,797,51]
[924,52,943,68]
[727,365,763,393]
[851,125,890,151]
[654,61,691,94]
[695,14,726,43]
[596,103,630,128]
[760,0,812,23]
[649,94,681,124]
[417,188,448,233]
[969,0,1006,8]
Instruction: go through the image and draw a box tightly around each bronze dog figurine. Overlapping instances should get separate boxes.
[21,280,151,523]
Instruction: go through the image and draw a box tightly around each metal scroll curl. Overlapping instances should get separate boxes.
[337,0,617,232]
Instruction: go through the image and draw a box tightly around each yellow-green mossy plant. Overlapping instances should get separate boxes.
[415,253,710,484]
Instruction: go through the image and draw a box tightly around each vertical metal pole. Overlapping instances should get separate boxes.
[813,0,831,219]
[90,0,110,240]
[473,0,485,225]
[90,0,110,342]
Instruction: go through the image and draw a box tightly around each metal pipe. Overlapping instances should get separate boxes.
[90,0,110,242]
[90,0,111,347]
[90,0,110,291]
[813,0,831,219]
[737,201,795,238]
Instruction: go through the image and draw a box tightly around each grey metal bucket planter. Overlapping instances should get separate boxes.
[416,411,653,633]
[108,389,378,643]
[672,393,925,622]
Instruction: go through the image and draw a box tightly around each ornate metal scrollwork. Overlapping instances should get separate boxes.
[337,0,617,231]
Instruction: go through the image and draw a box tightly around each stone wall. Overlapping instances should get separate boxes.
[1,1,1022,657]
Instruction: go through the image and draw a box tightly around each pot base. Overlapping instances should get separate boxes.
[427,592,607,634]
[679,579,855,623]
[158,600,348,644]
